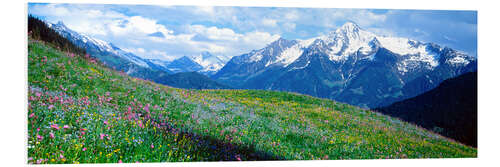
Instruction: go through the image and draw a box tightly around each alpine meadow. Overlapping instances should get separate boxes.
[27,4,478,164]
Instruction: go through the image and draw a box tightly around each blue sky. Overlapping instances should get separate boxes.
[28,3,477,60]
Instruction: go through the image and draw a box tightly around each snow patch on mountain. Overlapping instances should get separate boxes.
[248,50,264,62]
[446,52,471,66]
[289,60,310,71]
[271,38,317,67]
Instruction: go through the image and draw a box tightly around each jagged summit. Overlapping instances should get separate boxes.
[267,37,294,48]
[338,21,361,32]
[214,20,476,108]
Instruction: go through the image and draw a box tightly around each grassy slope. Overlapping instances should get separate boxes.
[27,39,476,164]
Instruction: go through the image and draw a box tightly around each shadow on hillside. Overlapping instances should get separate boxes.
[146,116,284,161]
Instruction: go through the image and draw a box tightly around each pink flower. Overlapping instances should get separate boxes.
[82,147,86,151]
[150,143,154,149]
[100,133,105,140]
[49,132,54,139]
[59,154,64,159]
[36,134,43,140]
[63,125,69,129]
[29,113,35,118]
[138,121,144,128]
[119,160,123,163]
[51,124,60,130]
[48,105,54,110]
[103,120,108,125]
[35,92,41,97]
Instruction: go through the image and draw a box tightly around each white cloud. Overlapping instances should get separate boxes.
[285,11,299,21]
[188,25,240,41]
[283,22,296,32]
[107,16,173,37]
[262,19,278,27]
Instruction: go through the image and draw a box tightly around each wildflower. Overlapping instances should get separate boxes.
[82,147,86,151]
[104,120,109,125]
[119,160,123,163]
[49,132,54,139]
[48,105,54,110]
[63,125,70,129]
[100,133,105,140]
[36,135,43,141]
[51,124,60,130]
[60,154,64,159]
[138,121,144,128]
[151,143,154,149]
[29,113,35,118]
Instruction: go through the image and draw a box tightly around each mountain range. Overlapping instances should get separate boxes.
[148,51,230,76]
[213,22,477,108]
[47,20,230,89]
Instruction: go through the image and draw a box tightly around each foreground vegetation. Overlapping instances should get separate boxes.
[27,39,476,164]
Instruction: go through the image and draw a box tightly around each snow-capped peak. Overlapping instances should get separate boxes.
[191,51,228,72]
[334,21,361,35]
[318,22,377,61]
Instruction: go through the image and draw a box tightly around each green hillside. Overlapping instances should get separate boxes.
[27,39,476,164]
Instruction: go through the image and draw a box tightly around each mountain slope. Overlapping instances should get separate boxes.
[27,38,475,163]
[214,22,476,108]
[375,71,477,147]
[47,21,173,76]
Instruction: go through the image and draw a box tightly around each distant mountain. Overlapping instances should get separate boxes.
[45,19,230,89]
[166,56,204,73]
[145,51,230,76]
[214,22,476,108]
[375,71,477,147]
[156,72,231,89]
[191,51,230,76]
